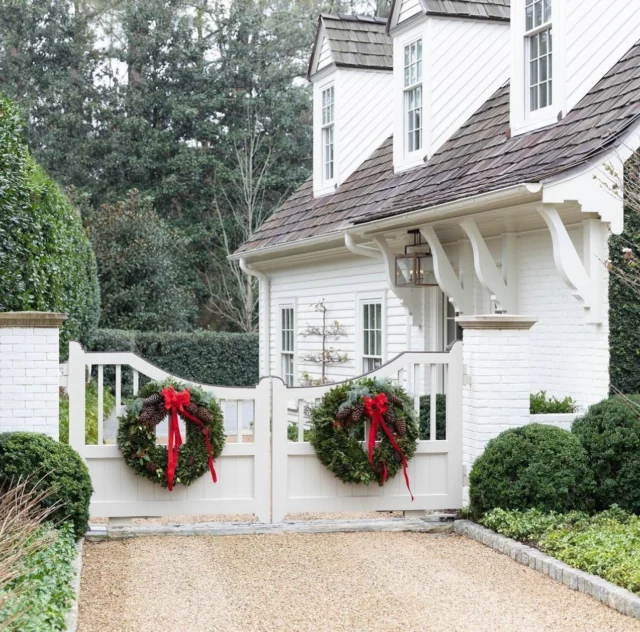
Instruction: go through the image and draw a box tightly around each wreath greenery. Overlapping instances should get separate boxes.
[117,379,226,488]
[310,377,419,487]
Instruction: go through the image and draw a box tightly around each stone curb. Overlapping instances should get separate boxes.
[64,538,84,632]
[86,518,453,541]
[455,520,640,620]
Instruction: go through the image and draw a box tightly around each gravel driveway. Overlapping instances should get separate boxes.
[78,532,640,632]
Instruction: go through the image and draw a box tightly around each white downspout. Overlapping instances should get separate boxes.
[239,258,270,377]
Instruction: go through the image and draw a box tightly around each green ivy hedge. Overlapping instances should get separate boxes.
[88,328,259,388]
[609,204,640,394]
[0,96,100,358]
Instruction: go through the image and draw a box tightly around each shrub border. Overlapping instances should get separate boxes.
[64,538,84,632]
[455,520,640,620]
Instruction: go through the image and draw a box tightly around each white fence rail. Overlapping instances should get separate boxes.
[68,341,463,523]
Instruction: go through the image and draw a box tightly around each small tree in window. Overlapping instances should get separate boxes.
[299,300,348,385]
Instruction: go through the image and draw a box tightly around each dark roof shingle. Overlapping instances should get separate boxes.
[239,39,640,255]
[308,14,392,78]
[422,0,510,21]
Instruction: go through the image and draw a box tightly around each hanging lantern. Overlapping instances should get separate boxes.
[395,230,438,288]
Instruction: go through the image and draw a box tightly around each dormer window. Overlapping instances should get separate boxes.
[525,0,552,112]
[322,85,335,181]
[404,39,422,154]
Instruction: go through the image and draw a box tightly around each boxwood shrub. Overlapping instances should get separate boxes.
[0,96,100,358]
[0,432,92,538]
[469,424,595,518]
[88,328,259,388]
[572,395,640,514]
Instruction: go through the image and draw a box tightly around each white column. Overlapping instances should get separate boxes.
[457,315,537,476]
[0,312,66,439]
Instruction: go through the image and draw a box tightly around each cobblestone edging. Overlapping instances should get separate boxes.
[64,539,84,632]
[86,518,454,541]
[455,520,640,620]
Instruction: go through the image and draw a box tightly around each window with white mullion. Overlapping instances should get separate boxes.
[281,307,295,387]
[403,39,422,155]
[525,0,552,113]
[362,302,382,373]
[321,85,335,181]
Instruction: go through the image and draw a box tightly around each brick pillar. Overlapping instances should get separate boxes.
[0,312,66,439]
[457,315,538,477]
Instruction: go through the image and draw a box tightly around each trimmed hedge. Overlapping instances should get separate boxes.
[419,394,446,440]
[0,432,92,538]
[88,328,259,387]
[572,395,640,514]
[0,96,100,358]
[469,424,595,518]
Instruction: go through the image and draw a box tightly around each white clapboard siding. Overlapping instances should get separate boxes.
[428,17,510,157]
[398,0,423,23]
[268,252,427,384]
[337,69,394,184]
[565,0,640,113]
[316,35,333,72]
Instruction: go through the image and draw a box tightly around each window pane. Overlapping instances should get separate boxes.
[534,0,542,26]
[543,0,551,22]
[540,81,548,108]
[526,4,533,30]
[530,86,538,111]
[540,30,548,55]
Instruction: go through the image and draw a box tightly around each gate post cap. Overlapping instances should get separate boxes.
[0,311,66,328]
[456,315,538,330]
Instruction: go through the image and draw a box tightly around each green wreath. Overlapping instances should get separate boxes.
[117,379,226,489]
[310,377,419,487]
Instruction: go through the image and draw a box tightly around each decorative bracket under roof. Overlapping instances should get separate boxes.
[419,226,472,314]
[536,205,606,324]
[459,218,517,314]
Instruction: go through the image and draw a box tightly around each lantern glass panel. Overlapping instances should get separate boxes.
[396,255,415,286]
[417,253,437,286]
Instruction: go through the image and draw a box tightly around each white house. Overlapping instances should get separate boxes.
[234,2,640,418]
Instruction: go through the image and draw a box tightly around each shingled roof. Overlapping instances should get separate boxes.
[388,0,510,29]
[308,14,392,79]
[238,39,640,256]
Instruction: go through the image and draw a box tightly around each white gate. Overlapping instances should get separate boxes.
[68,342,462,523]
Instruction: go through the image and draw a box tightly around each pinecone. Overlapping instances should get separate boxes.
[336,407,352,422]
[140,404,165,427]
[350,403,364,424]
[196,406,213,424]
[393,450,403,463]
[395,417,407,436]
[144,392,164,407]
[184,403,199,418]
[188,455,196,466]
[145,461,157,474]
[387,393,403,407]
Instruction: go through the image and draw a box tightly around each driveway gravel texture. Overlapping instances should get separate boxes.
[78,532,640,632]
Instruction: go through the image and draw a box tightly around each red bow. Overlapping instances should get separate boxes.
[363,393,413,500]
[161,386,217,491]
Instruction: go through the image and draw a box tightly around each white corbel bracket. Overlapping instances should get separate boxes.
[344,233,423,327]
[536,205,604,324]
[459,218,517,314]
[419,226,472,314]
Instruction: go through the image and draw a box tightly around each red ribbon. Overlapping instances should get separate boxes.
[161,386,217,491]
[363,393,414,501]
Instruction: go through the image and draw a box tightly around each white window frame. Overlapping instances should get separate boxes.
[278,302,296,387]
[525,0,553,116]
[510,0,564,136]
[443,296,462,350]
[403,38,423,158]
[321,84,335,184]
[356,292,386,375]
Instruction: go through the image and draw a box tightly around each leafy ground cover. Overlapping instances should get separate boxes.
[0,522,77,631]
[480,507,640,594]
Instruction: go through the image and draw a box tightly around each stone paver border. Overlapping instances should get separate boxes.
[455,519,640,620]
[64,538,84,632]
[86,517,454,541]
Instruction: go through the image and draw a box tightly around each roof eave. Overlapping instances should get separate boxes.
[231,182,542,263]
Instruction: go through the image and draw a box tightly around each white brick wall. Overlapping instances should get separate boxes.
[0,326,60,439]
[462,325,533,470]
